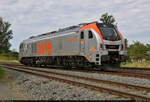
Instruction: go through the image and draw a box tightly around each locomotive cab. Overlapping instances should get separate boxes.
[97,23,128,66]
[80,23,127,67]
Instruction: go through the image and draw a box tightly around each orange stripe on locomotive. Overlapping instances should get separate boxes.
[80,23,104,50]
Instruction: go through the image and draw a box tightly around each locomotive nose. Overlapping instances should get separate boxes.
[102,40,121,51]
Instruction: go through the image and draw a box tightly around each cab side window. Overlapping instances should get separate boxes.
[20,44,22,49]
[80,31,84,39]
[88,31,93,39]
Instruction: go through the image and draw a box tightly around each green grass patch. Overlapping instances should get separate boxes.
[0,52,18,63]
[0,59,19,63]
[121,61,150,68]
[0,67,5,80]
[0,56,18,63]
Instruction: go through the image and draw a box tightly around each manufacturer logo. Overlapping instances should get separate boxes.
[37,39,52,55]
[109,41,116,45]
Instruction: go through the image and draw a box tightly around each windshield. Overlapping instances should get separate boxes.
[99,28,120,41]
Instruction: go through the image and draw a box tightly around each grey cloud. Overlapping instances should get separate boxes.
[0,0,150,51]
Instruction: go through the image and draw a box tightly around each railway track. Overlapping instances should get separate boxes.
[1,62,150,71]
[121,67,150,71]
[111,67,150,74]
[1,62,150,79]
[0,64,150,100]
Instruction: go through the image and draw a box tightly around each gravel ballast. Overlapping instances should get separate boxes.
[28,67,150,88]
[5,68,127,100]
[30,70,150,98]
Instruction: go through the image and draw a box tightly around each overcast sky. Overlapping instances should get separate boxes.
[0,0,150,51]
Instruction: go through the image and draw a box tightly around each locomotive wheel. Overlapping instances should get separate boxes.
[64,62,72,69]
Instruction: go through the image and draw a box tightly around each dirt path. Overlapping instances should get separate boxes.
[0,71,24,100]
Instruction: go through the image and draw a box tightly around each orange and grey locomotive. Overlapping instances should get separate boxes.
[19,22,127,69]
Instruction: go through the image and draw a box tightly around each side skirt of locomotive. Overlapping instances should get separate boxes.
[20,56,95,68]
[20,51,127,70]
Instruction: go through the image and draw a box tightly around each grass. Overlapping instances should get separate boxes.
[0,52,18,63]
[0,56,18,63]
[0,67,5,80]
[0,95,4,100]
[121,61,150,68]
[0,59,18,63]
[0,67,13,89]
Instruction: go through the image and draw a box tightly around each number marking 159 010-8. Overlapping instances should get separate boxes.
[37,40,52,55]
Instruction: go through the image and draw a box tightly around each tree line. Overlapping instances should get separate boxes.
[0,17,13,53]
[126,40,150,62]
[0,17,18,59]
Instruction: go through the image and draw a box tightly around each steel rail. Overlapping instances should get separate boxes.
[1,65,150,100]
[3,64,150,92]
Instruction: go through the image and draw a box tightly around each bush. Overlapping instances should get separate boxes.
[0,51,18,60]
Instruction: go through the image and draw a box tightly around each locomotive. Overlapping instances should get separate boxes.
[19,22,127,70]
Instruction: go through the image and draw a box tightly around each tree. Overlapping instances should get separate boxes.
[0,17,13,53]
[127,41,148,61]
[125,38,128,50]
[100,13,115,24]
[146,44,150,51]
[145,44,150,61]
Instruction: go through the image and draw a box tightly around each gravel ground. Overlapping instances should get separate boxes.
[33,67,150,88]
[31,70,150,98]
[5,68,127,100]
[25,68,150,98]
[0,71,24,100]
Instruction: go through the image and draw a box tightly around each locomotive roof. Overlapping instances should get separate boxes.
[25,22,115,42]
[27,25,81,41]
[25,26,81,42]
[27,21,99,40]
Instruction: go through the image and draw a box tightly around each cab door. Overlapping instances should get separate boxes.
[87,30,97,52]
[80,30,94,54]
[80,30,95,54]
[80,31,85,54]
